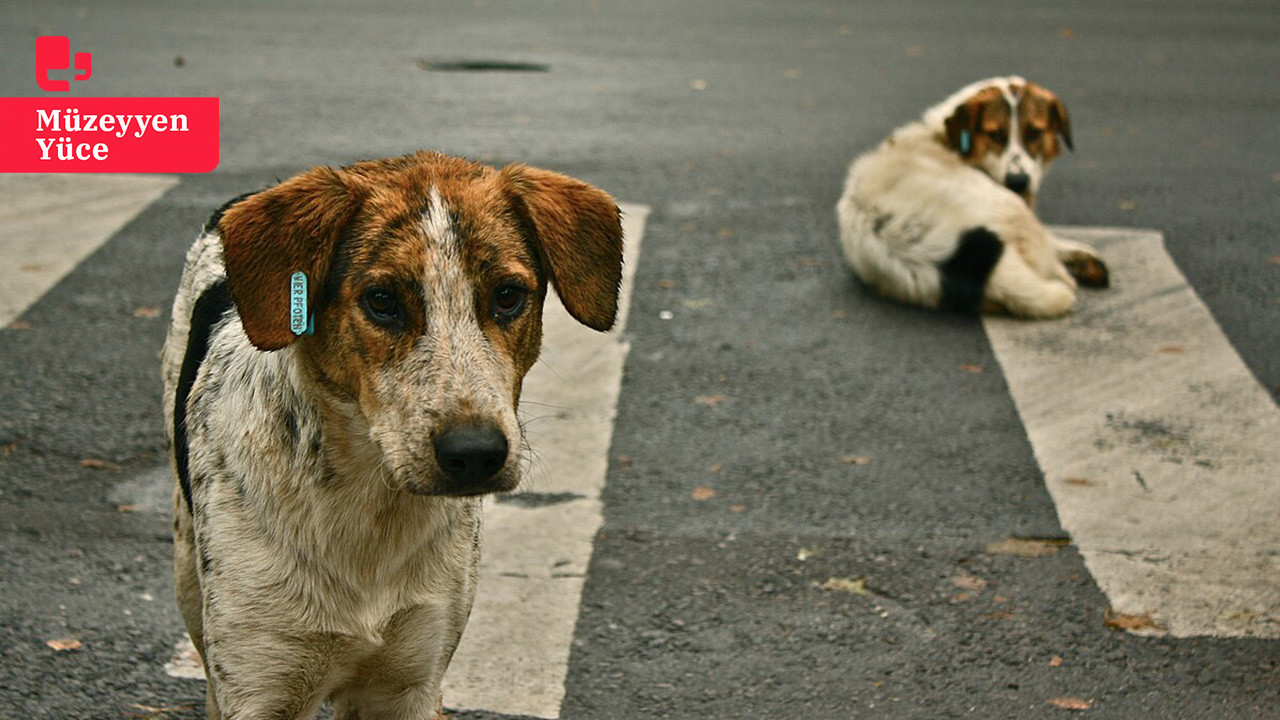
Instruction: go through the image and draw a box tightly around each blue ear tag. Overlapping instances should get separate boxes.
[289,271,314,336]
[959,130,972,155]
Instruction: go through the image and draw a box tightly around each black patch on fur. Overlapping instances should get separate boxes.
[939,227,1004,313]
[174,281,233,515]
[202,190,261,235]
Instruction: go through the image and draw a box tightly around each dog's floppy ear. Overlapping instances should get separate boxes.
[1047,92,1073,152]
[501,164,624,332]
[217,166,365,351]
[944,97,985,157]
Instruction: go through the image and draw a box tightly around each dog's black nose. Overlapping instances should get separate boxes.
[433,424,509,485]
[1004,172,1031,195]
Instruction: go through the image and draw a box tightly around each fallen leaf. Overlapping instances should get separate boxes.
[1118,200,1137,211]
[80,458,123,470]
[987,537,1065,557]
[656,279,677,290]
[46,637,82,651]
[1268,255,1280,265]
[1064,477,1094,487]
[691,486,716,501]
[950,592,973,603]
[958,363,984,374]
[832,309,849,319]
[1050,655,1064,667]
[2,442,16,457]
[709,463,724,474]
[1047,697,1091,710]
[717,227,733,238]
[115,504,143,513]
[821,576,870,595]
[952,573,988,591]
[19,263,43,272]
[1104,609,1165,632]
[133,306,162,318]
[797,256,824,268]
[6,321,33,330]
[840,455,871,466]
[1059,27,1075,38]
[730,504,746,513]
[1156,344,1184,354]
[695,394,727,407]
[994,595,1011,604]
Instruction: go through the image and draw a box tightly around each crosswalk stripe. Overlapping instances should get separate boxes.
[983,227,1280,638]
[0,174,178,327]
[442,203,649,718]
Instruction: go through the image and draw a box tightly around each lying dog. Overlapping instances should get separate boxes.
[161,152,623,719]
[837,76,1108,318]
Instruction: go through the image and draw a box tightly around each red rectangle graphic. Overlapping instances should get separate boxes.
[0,97,218,173]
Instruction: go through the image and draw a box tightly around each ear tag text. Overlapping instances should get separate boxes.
[289,271,314,336]
[959,130,972,155]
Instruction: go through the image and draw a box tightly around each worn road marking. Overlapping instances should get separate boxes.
[984,227,1280,638]
[0,174,178,326]
[442,204,649,718]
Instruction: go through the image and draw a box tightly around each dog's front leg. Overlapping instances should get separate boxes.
[201,629,332,720]
[1052,235,1110,288]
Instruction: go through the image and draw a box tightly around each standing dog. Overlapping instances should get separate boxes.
[836,76,1108,318]
[162,152,623,719]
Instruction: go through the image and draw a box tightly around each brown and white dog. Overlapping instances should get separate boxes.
[161,152,623,719]
[836,76,1108,318]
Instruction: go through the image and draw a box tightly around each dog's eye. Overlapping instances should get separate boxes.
[1025,127,1044,144]
[362,288,400,324]
[988,130,1008,145]
[492,284,528,321]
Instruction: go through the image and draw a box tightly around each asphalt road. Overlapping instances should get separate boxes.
[1,1,1277,718]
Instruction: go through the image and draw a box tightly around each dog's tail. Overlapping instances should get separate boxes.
[938,227,1004,312]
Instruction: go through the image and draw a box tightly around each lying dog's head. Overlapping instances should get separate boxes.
[216,152,623,497]
[931,76,1073,206]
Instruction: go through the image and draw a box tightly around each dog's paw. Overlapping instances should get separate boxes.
[1062,252,1110,288]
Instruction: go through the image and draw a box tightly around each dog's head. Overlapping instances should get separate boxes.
[932,76,1072,206]
[216,152,623,497]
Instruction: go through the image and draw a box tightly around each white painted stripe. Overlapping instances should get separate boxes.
[0,173,178,326]
[984,227,1280,638]
[442,203,649,718]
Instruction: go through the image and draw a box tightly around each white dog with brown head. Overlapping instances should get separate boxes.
[162,151,623,719]
[837,76,1108,318]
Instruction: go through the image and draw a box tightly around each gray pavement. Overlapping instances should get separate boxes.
[1,1,1277,718]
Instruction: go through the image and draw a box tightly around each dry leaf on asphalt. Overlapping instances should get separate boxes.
[1050,655,1064,667]
[691,487,716,501]
[958,363,984,374]
[839,455,871,466]
[952,573,988,591]
[1047,697,1091,710]
[7,321,33,330]
[695,394,727,406]
[80,458,123,470]
[46,637,82,651]
[133,306,162,318]
[1104,609,1165,633]
[986,537,1065,557]
[821,577,870,595]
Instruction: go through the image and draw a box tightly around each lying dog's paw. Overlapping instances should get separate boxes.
[1062,252,1110,288]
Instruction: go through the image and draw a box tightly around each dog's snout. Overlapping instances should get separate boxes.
[433,424,509,485]
[1004,172,1031,196]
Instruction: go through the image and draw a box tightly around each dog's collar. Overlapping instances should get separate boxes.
[289,271,315,336]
